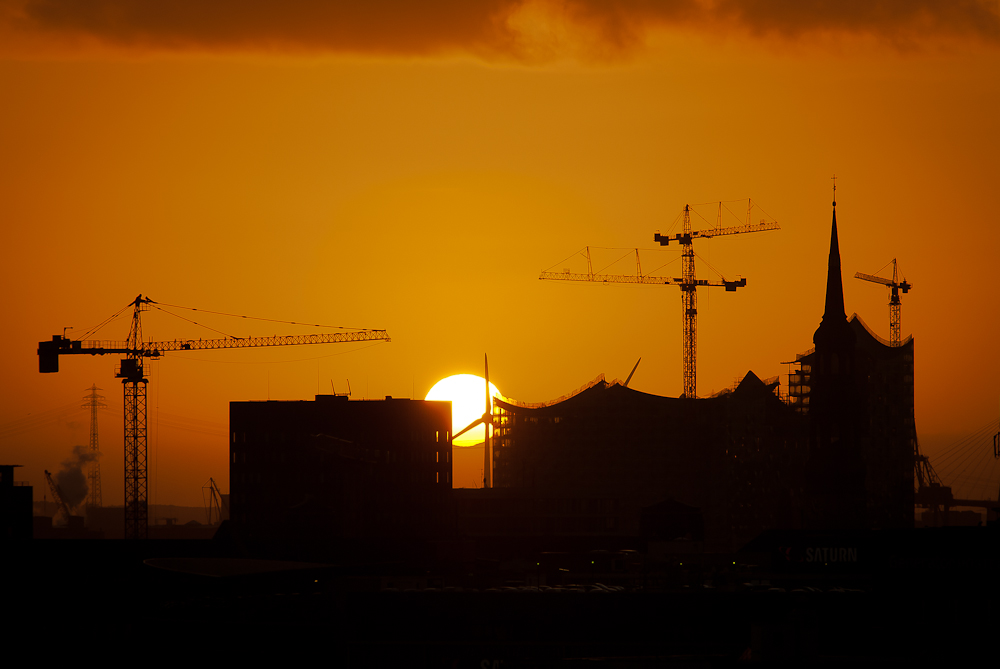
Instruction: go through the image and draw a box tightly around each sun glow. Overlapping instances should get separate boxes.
[425,374,503,446]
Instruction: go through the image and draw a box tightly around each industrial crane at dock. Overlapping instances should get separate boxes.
[38,295,390,539]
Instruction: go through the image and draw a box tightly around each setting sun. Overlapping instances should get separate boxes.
[425,374,503,446]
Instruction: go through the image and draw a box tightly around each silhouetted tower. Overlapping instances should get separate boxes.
[117,298,149,538]
[540,200,778,398]
[805,192,868,529]
[38,294,391,539]
[664,206,700,398]
[82,384,106,509]
[855,259,912,347]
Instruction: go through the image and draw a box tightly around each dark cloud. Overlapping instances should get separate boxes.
[9,0,527,55]
[714,0,1000,43]
[3,0,998,58]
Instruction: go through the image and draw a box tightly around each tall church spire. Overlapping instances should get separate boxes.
[814,183,853,348]
[822,199,847,324]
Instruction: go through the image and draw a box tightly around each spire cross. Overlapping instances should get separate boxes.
[832,174,837,206]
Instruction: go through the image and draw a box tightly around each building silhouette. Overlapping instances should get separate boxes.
[487,201,915,547]
[1,465,32,539]
[228,202,915,550]
[489,371,803,550]
[788,203,915,530]
[229,395,452,541]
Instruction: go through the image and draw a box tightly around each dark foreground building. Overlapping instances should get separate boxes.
[229,394,453,541]
[791,200,916,531]
[490,371,804,550]
[1,465,32,539]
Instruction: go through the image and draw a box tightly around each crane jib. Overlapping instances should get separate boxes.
[38,330,390,373]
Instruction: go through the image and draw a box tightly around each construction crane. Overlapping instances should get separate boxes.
[203,477,229,526]
[540,200,779,398]
[38,295,390,539]
[854,259,911,347]
[913,438,953,526]
[43,469,73,527]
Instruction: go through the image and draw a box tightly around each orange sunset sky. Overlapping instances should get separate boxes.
[2,1,999,507]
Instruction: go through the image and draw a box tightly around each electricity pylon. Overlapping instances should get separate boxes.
[82,384,106,509]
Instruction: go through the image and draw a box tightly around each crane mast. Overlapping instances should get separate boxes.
[119,296,148,539]
[38,295,390,539]
[674,205,697,398]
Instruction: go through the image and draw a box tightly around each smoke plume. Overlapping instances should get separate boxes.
[55,444,99,511]
[1,0,997,59]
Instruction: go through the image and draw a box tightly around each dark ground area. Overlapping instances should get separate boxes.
[7,526,996,666]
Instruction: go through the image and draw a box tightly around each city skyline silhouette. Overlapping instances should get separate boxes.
[4,5,1000,664]
[2,0,998,510]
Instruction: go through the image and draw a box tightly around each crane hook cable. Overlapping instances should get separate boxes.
[153,301,376,331]
[692,250,731,281]
[76,302,135,341]
[542,246,675,275]
[593,248,643,276]
[149,303,240,340]
[168,339,388,365]
[646,254,682,276]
